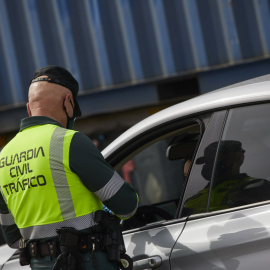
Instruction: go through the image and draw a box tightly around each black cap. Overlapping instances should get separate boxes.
[196,141,245,164]
[30,65,81,117]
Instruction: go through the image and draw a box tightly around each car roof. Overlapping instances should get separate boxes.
[102,74,270,158]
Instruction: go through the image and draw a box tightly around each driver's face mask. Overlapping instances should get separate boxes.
[64,99,76,130]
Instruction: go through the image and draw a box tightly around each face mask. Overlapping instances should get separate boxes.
[66,117,75,129]
[64,99,75,129]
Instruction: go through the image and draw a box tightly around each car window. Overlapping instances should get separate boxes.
[209,103,270,211]
[118,121,202,230]
[181,111,227,217]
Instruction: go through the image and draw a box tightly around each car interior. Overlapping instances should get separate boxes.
[120,123,201,231]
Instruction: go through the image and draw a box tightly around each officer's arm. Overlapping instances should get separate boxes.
[0,191,21,248]
[69,132,138,219]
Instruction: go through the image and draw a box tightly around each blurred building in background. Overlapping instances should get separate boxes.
[1,0,270,149]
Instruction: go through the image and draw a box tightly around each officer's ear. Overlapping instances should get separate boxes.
[27,103,32,117]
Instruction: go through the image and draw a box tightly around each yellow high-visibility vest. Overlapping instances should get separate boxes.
[0,124,102,230]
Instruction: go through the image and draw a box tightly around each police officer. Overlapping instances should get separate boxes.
[0,66,138,270]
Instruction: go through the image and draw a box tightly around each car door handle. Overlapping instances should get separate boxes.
[133,255,162,270]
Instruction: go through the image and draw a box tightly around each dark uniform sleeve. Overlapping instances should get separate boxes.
[69,132,138,219]
[0,191,22,248]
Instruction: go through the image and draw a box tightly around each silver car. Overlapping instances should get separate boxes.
[2,75,270,269]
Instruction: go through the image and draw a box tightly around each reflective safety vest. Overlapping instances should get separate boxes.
[0,124,102,239]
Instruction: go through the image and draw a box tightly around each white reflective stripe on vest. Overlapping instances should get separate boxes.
[50,127,76,219]
[20,212,97,240]
[0,212,15,226]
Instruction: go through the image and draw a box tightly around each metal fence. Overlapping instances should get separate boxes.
[1,0,270,113]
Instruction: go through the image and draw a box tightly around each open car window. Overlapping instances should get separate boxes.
[117,121,202,230]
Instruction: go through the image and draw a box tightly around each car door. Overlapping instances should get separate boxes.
[106,113,218,270]
[172,103,270,269]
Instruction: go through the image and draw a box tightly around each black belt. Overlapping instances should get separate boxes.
[28,234,103,258]
[29,240,60,258]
